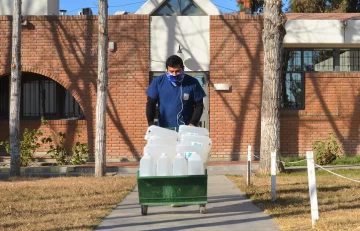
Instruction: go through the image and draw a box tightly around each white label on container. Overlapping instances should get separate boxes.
[184,152,196,159]
[187,133,198,136]
[191,142,203,146]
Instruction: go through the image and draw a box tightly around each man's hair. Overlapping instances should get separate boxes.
[166,55,184,69]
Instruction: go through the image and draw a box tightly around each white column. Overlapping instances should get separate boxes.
[306,151,319,227]
[247,145,252,185]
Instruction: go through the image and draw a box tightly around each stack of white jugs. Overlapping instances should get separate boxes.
[139,125,212,177]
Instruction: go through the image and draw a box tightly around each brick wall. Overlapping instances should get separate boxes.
[1,14,359,161]
[0,15,149,161]
[281,72,360,157]
[210,15,264,161]
[210,15,360,159]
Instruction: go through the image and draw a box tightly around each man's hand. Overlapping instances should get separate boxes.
[188,123,195,127]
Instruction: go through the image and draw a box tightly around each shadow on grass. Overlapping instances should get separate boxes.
[319,197,360,207]
[318,185,352,192]
[246,197,310,218]
[275,185,351,194]
[44,225,96,231]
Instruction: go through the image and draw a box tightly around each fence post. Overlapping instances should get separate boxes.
[271,151,276,202]
[247,145,251,186]
[306,151,319,227]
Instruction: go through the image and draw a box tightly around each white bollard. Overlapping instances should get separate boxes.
[247,145,252,186]
[306,151,319,227]
[271,151,276,202]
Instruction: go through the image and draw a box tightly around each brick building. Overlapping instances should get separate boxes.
[1,0,360,162]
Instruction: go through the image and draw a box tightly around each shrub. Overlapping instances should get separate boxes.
[313,133,344,165]
[0,128,43,167]
[41,118,89,165]
[42,131,69,165]
[71,130,89,165]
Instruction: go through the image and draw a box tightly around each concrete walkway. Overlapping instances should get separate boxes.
[96,175,280,231]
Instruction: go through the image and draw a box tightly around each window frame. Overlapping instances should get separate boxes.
[281,71,305,110]
[281,48,338,110]
[151,0,206,16]
[21,76,59,119]
[338,48,360,72]
[304,49,335,72]
[282,49,305,110]
[284,48,360,73]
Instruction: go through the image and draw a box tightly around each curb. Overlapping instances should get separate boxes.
[0,164,259,179]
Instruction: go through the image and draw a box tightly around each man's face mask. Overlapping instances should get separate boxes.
[166,65,185,85]
[166,72,185,85]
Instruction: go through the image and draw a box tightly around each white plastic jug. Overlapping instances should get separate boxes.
[139,153,155,177]
[157,153,171,176]
[172,153,187,176]
[148,135,178,146]
[178,125,209,138]
[176,144,209,164]
[144,125,178,141]
[188,152,204,175]
[179,135,212,156]
[143,144,177,163]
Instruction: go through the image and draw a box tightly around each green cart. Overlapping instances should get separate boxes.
[137,171,208,215]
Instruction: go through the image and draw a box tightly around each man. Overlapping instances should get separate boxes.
[146,55,206,130]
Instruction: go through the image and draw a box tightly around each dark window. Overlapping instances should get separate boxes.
[281,72,304,110]
[22,79,57,118]
[153,4,174,15]
[303,49,333,71]
[63,90,83,118]
[0,77,9,118]
[0,74,84,120]
[339,49,360,71]
[284,48,360,73]
[180,0,191,10]
[282,48,334,110]
[152,0,206,16]
[182,4,204,15]
[285,50,302,71]
[282,49,304,110]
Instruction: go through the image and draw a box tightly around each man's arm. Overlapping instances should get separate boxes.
[146,96,157,126]
[189,99,204,126]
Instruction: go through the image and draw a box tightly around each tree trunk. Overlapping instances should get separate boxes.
[9,0,22,177]
[95,0,108,177]
[259,0,286,174]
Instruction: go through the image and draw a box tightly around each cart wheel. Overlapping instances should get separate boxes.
[141,205,148,215]
[199,204,206,214]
